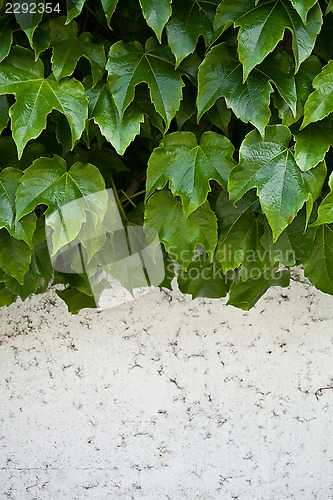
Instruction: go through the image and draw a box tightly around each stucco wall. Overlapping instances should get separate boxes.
[1,273,333,499]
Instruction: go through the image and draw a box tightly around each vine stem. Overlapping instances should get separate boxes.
[110,176,128,222]
[315,386,333,401]
[120,190,136,207]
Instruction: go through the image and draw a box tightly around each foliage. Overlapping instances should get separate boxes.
[0,0,333,312]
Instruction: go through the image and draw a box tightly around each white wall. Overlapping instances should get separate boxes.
[1,274,333,499]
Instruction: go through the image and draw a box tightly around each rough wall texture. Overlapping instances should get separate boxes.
[1,274,333,499]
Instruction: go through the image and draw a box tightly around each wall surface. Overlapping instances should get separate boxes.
[1,273,333,499]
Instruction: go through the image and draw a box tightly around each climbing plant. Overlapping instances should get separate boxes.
[0,0,333,312]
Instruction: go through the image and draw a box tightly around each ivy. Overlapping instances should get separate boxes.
[1,0,333,312]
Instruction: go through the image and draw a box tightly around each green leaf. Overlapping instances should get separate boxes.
[197,43,296,135]
[51,32,106,87]
[215,0,322,80]
[0,135,50,172]
[275,208,316,262]
[101,0,119,26]
[275,55,322,126]
[175,83,197,129]
[0,15,13,63]
[177,251,230,298]
[227,267,290,310]
[15,155,107,255]
[303,160,327,203]
[326,0,333,14]
[258,51,297,117]
[213,0,251,40]
[303,161,327,226]
[0,167,36,246]
[0,283,16,307]
[304,224,333,294]
[0,168,21,209]
[0,46,88,158]
[144,189,218,268]
[50,16,78,42]
[56,287,97,313]
[216,190,259,272]
[2,268,39,300]
[228,125,308,241]
[106,37,184,129]
[0,229,31,283]
[32,16,78,59]
[146,131,236,217]
[207,98,231,136]
[294,120,332,171]
[32,22,50,59]
[0,95,8,134]
[302,60,333,129]
[139,0,171,42]
[166,0,219,66]
[311,171,333,225]
[237,220,271,281]
[14,0,44,47]
[260,220,296,267]
[88,83,144,155]
[66,0,85,23]
[290,0,318,24]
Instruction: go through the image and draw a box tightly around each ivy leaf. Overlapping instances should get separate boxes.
[288,213,317,262]
[0,167,37,247]
[88,83,144,155]
[0,229,32,283]
[177,251,230,299]
[228,125,308,241]
[139,0,171,42]
[326,0,333,14]
[56,287,97,313]
[303,160,327,203]
[50,16,78,42]
[311,171,333,226]
[51,32,106,87]
[214,0,322,80]
[0,283,16,307]
[207,98,231,136]
[290,0,318,24]
[258,51,297,117]
[146,131,236,217]
[14,0,44,47]
[144,189,218,269]
[15,155,108,255]
[106,37,184,129]
[227,267,290,311]
[175,83,197,129]
[197,43,296,135]
[66,0,85,23]
[32,16,78,59]
[0,95,8,134]
[275,55,322,126]
[302,60,333,129]
[101,0,119,25]
[260,220,296,267]
[166,0,219,67]
[303,161,327,227]
[304,224,333,294]
[216,190,259,273]
[0,136,49,171]
[294,120,332,171]
[0,46,88,158]
[213,0,251,40]
[0,14,13,63]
